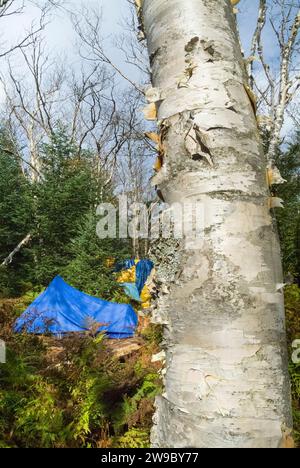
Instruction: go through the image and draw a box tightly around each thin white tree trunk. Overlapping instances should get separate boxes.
[266,11,300,165]
[1,234,31,266]
[141,0,293,448]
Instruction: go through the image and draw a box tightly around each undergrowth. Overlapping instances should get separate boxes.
[0,296,162,448]
[0,286,298,448]
[285,285,300,447]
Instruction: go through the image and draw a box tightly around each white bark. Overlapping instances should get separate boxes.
[1,234,31,266]
[249,3,300,165]
[266,10,300,165]
[141,0,293,448]
[248,0,267,91]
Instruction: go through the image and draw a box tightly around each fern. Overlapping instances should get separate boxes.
[114,428,150,448]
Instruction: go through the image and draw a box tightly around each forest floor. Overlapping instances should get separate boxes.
[0,286,299,448]
[0,295,163,448]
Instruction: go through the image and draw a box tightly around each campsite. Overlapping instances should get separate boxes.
[0,0,300,450]
[14,276,139,338]
[0,257,163,448]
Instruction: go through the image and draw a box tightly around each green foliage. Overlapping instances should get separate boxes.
[14,380,65,448]
[0,299,162,448]
[0,128,33,297]
[112,373,161,436]
[289,360,300,447]
[276,133,300,281]
[63,211,130,298]
[65,335,111,445]
[285,285,300,446]
[0,127,131,298]
[140,323,163,347]
[0,328,110,447]
[114,428,150,449]
[32,130,98,285]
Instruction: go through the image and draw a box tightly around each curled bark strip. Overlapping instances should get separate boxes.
[185,124,214,167]
[142,102,157,120]
[268,197,284,210]
[266,166,286,187]
[244,84,257,115]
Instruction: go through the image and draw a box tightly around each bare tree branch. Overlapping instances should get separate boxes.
[71,6,144,95]
[248,1,300,165]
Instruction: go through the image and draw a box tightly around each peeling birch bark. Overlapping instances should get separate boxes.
[141,0,293,448]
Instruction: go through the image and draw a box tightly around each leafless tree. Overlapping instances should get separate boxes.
[1,1,156,260]
[70,4,144,96]
[114,87,156,255]
[0,0,60,59]
[0,1,66,260]
[1,23,153,187]
[114,0,150,80]
[0,36,65,177]
[247,0,300,165]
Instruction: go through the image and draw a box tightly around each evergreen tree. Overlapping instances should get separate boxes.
[64,211,131,298]
[31,130,98,285]
[276,132,300,282]
[0,129,33,296]
[30,128,131,296]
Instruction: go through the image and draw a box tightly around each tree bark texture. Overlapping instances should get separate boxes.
[140,0,293,448]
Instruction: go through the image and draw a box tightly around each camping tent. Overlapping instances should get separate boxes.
[15,276,138,339]
[116,258,154,307]
[135,259,154,293]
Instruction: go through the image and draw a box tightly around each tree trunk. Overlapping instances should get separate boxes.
[1,234,31,267]
[141,0,293,448]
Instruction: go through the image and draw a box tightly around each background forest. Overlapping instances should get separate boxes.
[0,0,299,448]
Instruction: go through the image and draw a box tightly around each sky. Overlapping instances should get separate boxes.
[0,0,130,71]
[0,1,270,60]
[0,0,297,136]
[0,0,270,82]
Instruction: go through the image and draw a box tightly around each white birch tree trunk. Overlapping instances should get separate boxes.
[140,0,293,448]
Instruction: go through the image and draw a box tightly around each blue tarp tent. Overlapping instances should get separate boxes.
[15,276,138,339]
[135,259,154,294]
[115,259,135,272]
[120,283,142,302]
[116,258,154,297]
